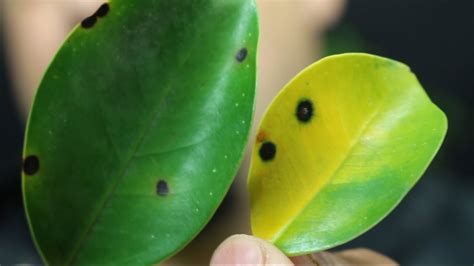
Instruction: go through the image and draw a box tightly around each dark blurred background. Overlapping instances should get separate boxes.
[1,0,473,264]
[326,1,474,264]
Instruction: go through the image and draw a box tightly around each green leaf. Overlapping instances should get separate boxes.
[248,53,447,255]
[22,1,258,264]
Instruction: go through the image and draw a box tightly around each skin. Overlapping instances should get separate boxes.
[3,0,395,264]
[2,0,105,117]
[211,234,397,265]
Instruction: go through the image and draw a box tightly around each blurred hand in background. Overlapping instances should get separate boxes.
[3,0,104,117]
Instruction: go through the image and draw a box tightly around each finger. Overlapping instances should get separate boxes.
[336,248,398,265]
[291,251,349,265]
[210,234,294,265]
[291,248,398,265]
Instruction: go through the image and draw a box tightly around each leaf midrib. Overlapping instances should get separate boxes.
[63,5,216,262]
[65,80,174,265]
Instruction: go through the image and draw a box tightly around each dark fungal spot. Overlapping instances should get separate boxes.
[235,48,248,62]
[81,3,109,29]
[259,141,276,162]
[23,155,40,175]
[296,99,314,123]
[81,16,97,29]
[156,180,169,196]
[94,3,110,18]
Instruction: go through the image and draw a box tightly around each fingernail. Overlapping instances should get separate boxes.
[211,235,264,265]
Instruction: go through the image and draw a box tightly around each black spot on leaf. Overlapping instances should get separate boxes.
[156,180,169,196]
[296,99,314,123]
[81,3,110,29]
[94,3,110,18]
[23,155,40,175]
[259,141,276,162]
[81,16,97,29]
[235,48,248,62]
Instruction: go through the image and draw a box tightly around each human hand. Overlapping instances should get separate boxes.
[210,235,397,265]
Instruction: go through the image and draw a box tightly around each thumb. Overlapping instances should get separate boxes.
[210,234,293,265]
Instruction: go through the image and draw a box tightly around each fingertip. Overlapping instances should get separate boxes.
[336,248,398,265]
[211,235,263,265]
[291,248,398,266]
[291,251,348,265]
[210,234,293,265]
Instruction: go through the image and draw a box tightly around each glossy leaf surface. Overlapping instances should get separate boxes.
[248,53,447,255]
[22,0,258,264]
